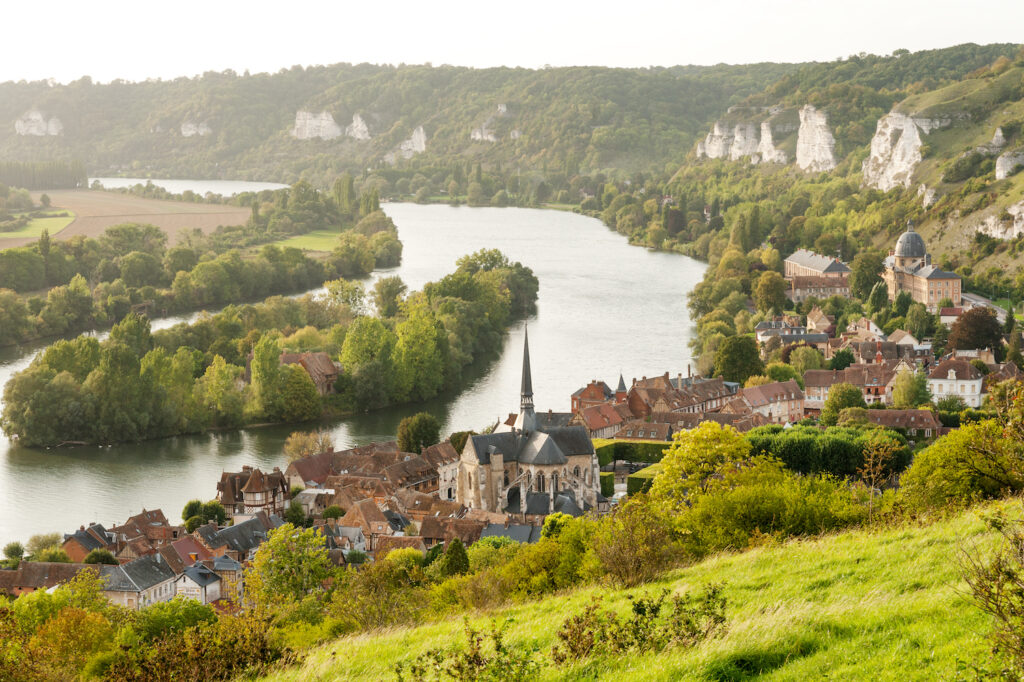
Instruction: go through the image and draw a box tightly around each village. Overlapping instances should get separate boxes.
[1,224,1019,612]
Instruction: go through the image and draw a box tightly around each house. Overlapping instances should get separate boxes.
[882,223,962,311]
[928,359,985,408]
[985,362,1022,390]
[732,380,805,424]
[109,509,184,556]
[859,409,942,440]
[570,379,616,412]
[457,331,601,517]
[193,511,284,563]
[651,410,771,433]
[389,488,464,522]
[803,364,898,410]
[115,553,179,610]
[754,319,808,344]
[784,249,851,279]
[167,535,213,566]
[339,499,392,551]
[940,307,964,327]
[175,563,222,605]
[0,562,98,597]
[479,523,544,544]
[283,441,401,488]
[806,306,836,335]
[417,517,487,549]
[787,274,851,303]
[613,420,673,441]
[61,523,118,563]
[422,441,461,501]
[217,466,290,517]
[626,374,737,417]
[383,455,438,493]
[570,402,631,438]
[279,351,341,395]
[294,488,336,517]
[845,317,887,342]
[373,536,427,558]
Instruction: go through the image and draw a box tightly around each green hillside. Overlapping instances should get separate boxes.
[258,501,1009,681]
[0,63,797,182]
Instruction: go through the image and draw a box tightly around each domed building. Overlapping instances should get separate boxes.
[882,222,961,311]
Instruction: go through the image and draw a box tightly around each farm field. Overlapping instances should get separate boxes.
[258,500,1008,682]
[0,212,75,241]
[0,190,251,250]
[274,229,343,252]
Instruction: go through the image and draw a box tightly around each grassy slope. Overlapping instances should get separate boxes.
[274,229,344,252]
[0,212,75,240]
[258,501,1015,682]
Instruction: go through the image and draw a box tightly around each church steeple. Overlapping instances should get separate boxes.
[515,327,537,432]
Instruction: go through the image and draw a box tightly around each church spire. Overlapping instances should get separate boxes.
[515,326,537,432]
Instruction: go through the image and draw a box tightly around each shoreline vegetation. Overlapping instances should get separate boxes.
[1,248,538,448]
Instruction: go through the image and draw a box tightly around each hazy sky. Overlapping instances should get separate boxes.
[3,0,1022,83]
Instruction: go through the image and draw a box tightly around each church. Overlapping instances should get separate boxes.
[456,330,602,517]
[882,222,961,311]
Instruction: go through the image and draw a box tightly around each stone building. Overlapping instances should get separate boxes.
[456,330,600,516]
[882,223,961,311]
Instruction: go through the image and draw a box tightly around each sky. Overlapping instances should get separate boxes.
[2,0,1022,84]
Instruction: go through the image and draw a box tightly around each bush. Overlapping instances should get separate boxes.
[600,472,615,498]
[590,496,683,587]
[595,440,671,467]
[394,619,542,682]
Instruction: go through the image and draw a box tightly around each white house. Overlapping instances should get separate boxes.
[175,563,222,604]
[927,358,985,408]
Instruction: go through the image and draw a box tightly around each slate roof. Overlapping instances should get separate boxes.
[195,513,283,555]
[479,524,543,544]
[928,358,983,381]
[182,564,221,588]
[916,264,960,280]
[63,524,112,552]
[894,226,927,259]
[121,554,176,590]
[785,249,850,273]
[740,380,803,407]
[468,424,593,467]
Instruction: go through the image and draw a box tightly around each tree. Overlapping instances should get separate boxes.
[284,430,334,462]
[859,434,901,521]
[397,412,441,453]
[393,303,445,401]
[764,362,800,385]
[3,541,24,561]
[949,307,1003,356]
[324,278,366,316]
[650,422,751,512]
[936,394,967,412]
[323,505,344,519]
[828,348,855,371]
[39,193,51,208]
[36,547,71,563]
[83,549,118,565]
[284,500,307,526]
[371,276,407,318]
[849,250,884,300]
[790,346,825,376]
[753,271,788,313]
[906,303,933,340]
[277,364,321,422]
[440,538,469,576]
[713,336,764,385]
[892,290,913,317]
[590,496,683,587]
[246,524,335,612]
[892,370,931,408]
[250,334,282,419]
[867,281,889,315]
[26,533,61,557]
[819,383,867,426]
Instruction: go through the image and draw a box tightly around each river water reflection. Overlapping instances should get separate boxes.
[0,202,706,543]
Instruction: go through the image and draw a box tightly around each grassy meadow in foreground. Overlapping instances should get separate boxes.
[258,501,1012,681]
[0,212,75,241]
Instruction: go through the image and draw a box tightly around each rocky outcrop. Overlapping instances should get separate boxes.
[996,149,1024,181]
[291,111,342,140]
[181,121,212,137]
[862,112,954,191]
[729,123,759,161]
[696,121,734,159]
[386,126,427,163]
[917,184,937,208]
[795,105,836,172]
[471,126,497,142]
[755,120,788,164]
[15,109,63,136]
[977,201,1024,240]
[345,114,371,140]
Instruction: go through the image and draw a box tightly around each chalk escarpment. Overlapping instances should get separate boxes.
[795,105,836,172]
[861,112,953,191]
[291,111,342,140]
[15,110,63,136]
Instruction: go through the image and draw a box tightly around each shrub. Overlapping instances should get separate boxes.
[600,472,615,498]
[394,619,542,682]
[590,496,683,586]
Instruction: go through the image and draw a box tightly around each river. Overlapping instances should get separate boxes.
[0,196,706,544]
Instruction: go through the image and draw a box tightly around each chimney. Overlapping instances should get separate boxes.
[688,364,691,378]
[80,525,85,531]
[208,520,217,529]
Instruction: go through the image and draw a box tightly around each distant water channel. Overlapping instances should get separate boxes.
[0,193,706,544]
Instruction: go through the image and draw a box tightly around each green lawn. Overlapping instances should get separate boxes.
[258,500,1012,681]
[274,229,344,252]
[0,212,75,240]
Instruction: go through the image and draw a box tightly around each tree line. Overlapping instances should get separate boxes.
[0,160,86,190]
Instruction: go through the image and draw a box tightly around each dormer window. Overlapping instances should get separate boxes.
[948,369,956,380]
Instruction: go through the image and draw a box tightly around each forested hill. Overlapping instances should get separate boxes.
[0,62,797,182]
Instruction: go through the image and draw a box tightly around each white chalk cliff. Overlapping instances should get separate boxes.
[345,114,371,140]
[996,149,1024,181]
[756,120,788,164]
[181,121,212,137]
[729,123,759,161]
[696,121,734,159]
[15,109,63,136]
[291,111,342,140]
[795,105,836,172]
[978,200,1024,240]
[386,126,427,163]
[862,112,952,191]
